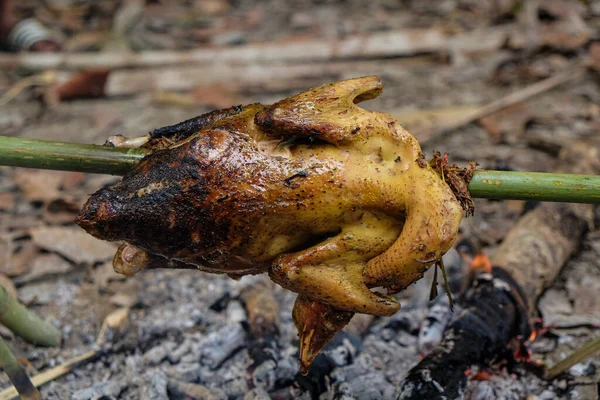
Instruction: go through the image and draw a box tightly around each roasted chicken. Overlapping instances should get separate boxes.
[76,76,463,371]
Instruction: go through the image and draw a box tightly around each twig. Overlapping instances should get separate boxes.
[425,67,587,141]
[545,335,600,380]
[0,303,127,400]
[0,337,40,400]
[0,285,60,347]
[0,27,513,71]
[0,350,99,400]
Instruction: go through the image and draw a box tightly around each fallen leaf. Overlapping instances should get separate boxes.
[152,83,249,109]
[2,241,38,277]
[31,226,116,264]
[588,43,600,73]
[14,170,63,203]
[0,273,17,298]
[478,104,534,144]
[56,69,111,101]
[0,193,15,211]
[13,253,73,285]
[44,198,85,225]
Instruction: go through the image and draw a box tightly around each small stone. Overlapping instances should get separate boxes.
[165,363,202,382]
[139,370,168,400]
[72,380,125,400]
[167,379,227,400]
[199,323,247,369]
[244,387,271,400]
[143,342,176,366]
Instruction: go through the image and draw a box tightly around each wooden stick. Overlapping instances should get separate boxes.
[0,350,98,400]
[0,285,60,347]
[424,67,587,141]
[545,335,600,380]
[0,337,39,400]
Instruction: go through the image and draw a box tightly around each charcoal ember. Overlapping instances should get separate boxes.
[199,322,247,368]
[143,341,177,366]
[332,372,396,400]
[205,368,250,399]
[329,372,396,400]
[370,313,419,337]
[167,379,227,400]
[274,354,300,383]
[466,380,497,400]
[165,362,202,383]
[330,362,370,384]
[252,359,277,390]
[418,296,455,356]
[72,380,126,400]
[321,332,362,367]
[209,291,232,311]
[167,338,192,364]
[296,331,362,396]
[40,382,72,400]
[244,387,271,400]
[196,352,252,399]
[137,370,169,400]
[330,382,354,400]
[227,300,248,323]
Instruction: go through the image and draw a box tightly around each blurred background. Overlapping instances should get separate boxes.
[0,1,600,399]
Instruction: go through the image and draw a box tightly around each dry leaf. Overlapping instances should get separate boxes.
[13,253,73,285]
[0,193,15,211]
[31,226,116,264]
[14,170,63,203]
[2,241,38,277]
[0,273,18,298]
[44,198,85,225]
[56,69,111,101]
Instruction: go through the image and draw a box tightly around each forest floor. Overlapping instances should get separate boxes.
[1,1,600,399]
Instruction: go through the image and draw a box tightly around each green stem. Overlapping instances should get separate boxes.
[0,136,599,203]
[0,285,60,347]
[0,136,149,175]
[0,337,40,400]
[545,335,600,380]
[469,170,600,204]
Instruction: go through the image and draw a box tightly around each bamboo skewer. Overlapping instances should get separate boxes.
[0,285,60,347]
[0,135,598,204]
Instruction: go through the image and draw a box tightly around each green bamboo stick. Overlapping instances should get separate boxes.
[0,337,40,400]
[0,135,599,203]
[470,170,600,204]
[0,136,149,175]
[0,285,60,347]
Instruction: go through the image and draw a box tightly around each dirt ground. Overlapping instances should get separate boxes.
[1,1,600,399]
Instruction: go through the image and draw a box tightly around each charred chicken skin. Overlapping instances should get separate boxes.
[76,76,463,371]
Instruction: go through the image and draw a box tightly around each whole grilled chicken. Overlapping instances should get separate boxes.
[76,76,463,371]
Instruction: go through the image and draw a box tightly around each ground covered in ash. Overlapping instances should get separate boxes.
[1,1,600,399]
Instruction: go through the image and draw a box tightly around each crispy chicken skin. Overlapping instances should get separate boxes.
[76,76,463,370]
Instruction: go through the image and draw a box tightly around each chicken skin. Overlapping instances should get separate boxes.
[76,76,463,371]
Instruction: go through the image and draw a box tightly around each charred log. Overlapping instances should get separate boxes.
[239,278,283,392]
[399,268,529,399]
[399,143,596,399]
